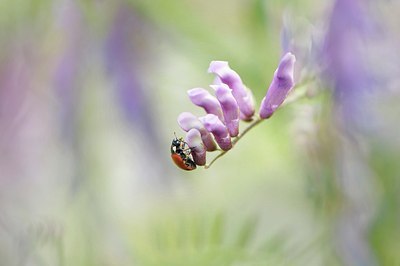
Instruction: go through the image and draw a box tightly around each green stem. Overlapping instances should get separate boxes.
[204,116,263,169]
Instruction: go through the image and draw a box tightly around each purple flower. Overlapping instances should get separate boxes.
[321,1,381,265]
[259,52,296,119]
[208,61,255,120]
[174,55,298,169]
[211,84,240,137]
[199,114,232,151]
[185,129,206,166]
[53,0,83,143]
[177,112,217,151]
[187,88,224,122]
[322,0,376,126]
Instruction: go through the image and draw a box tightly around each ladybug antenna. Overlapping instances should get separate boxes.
[174,132,177,139]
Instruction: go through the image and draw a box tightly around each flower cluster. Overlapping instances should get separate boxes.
[176,52,296,168]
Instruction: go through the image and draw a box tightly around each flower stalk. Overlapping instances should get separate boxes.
[173,52,317,170]
[205,115,263,168]
[204,77,314,169]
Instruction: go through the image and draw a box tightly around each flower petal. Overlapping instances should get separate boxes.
[177,112,217,151]
[187,88,224,122]
[208,61,255,120]
[185,128,206,166]
[199,114,232,151]
[259,52,296,119]
[211,84,240,137]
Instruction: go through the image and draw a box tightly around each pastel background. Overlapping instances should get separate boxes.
[0,0,399,265]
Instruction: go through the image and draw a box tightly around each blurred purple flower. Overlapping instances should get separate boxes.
[208,61,255,120]
[323,1,380,265]
[323,0,376,125]
[105,4,157,138]
[280,13,320,82]
[185,129,206,166]
[105,3,172,184]
[53,0,83,142]
[280,16,292,55]
[259,52,296,119]
[0,58,30,183]
[52,1,87,192]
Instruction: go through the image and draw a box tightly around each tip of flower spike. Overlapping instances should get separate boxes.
[208,61,229,74]
[177,112,197,131]
[209,61,255,119]
[187,88,206,101]
[259,52,296,120]
[276,53,296,80]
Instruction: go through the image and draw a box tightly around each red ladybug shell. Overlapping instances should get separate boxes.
[171,153,196,171]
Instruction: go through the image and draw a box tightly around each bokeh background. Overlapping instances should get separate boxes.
[1,0,400,265]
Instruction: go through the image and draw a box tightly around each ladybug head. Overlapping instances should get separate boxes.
[172,138,181,148]
[172,133,187,148]
[171,134,186,154]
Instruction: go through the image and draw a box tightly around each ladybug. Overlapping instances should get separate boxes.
[170,135,197,171]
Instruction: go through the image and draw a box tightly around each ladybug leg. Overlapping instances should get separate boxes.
[185,157,197,169]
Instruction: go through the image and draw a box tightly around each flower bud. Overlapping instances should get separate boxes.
[187,88,224,122]
[208,61,255,120]
[177,112,217,151]
[199,114,232,151]
[259,52,296,119]
[211,84,240,137]
[185,128,206,166]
